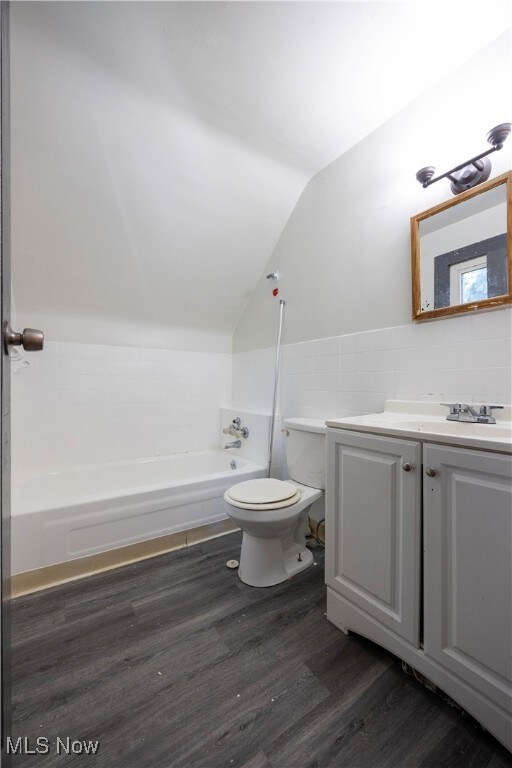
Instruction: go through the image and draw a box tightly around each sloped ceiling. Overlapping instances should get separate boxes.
[11,1,511,348]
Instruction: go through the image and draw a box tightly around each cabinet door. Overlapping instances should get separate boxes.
[326,429,421,645]
[424,444,512,714]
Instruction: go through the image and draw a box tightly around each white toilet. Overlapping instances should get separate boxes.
[223,418,327,587]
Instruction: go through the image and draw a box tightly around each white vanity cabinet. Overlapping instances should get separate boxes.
[325,430,421,645]
[326,426,512,752]
[423,443,512,718]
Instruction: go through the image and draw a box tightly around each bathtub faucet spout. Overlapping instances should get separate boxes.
[224,440,242,449]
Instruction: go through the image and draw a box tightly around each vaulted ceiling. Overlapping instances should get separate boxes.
[10,1,511,347]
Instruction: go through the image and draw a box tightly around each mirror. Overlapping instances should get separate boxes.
[411,171,511,321]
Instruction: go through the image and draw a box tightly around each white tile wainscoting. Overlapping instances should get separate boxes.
[12,341,232,481]
[12,309,512,484]
[233,309,512,423]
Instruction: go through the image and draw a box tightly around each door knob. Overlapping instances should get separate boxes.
[425,467,437,478]
[3,322,44,354]
[402,462,413,472]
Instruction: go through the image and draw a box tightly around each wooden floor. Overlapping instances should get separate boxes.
[10,532,512,767]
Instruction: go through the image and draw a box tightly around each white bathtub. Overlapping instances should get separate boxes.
[12,450,266,574]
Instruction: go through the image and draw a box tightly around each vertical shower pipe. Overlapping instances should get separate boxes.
[267,299,285,478]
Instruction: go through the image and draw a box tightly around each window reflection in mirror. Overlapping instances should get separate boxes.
[452,256,488,304]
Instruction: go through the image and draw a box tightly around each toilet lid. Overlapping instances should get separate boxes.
[224,489,302,511]
[227,478,298,505]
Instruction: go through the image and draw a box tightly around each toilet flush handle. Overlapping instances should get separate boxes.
[281,428,289,436]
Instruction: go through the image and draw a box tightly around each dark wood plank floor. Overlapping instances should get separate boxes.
[10,532,512,767]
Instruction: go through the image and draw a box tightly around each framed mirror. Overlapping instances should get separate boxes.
[411,171,511,321]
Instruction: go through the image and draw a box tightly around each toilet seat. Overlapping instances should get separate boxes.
[225,478,302,511]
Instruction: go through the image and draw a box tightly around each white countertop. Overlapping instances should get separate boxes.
[326,400,512,454]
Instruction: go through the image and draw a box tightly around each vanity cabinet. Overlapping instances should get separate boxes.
[326,429,512,752]
[325,430,421,645]
[423,443,512,716]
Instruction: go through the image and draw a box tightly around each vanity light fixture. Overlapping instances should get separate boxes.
[416,122,511,196]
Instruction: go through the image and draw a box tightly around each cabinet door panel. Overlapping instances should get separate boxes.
[326,430,421,645]
[424,444,512,713]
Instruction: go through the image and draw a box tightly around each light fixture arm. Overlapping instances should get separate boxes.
[416,123,511,195]
[426,145,497,188]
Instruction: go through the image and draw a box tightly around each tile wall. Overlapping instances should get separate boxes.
[12,309,512,484]
[233,309,512,423]
[12,341,231,479]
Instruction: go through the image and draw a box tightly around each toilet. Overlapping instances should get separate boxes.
[223,418,327,587]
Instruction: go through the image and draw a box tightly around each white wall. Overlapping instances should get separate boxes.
[233,33,512,353]
[12,341,231,485]
[10,2,307,349]
[13,311,233,355]
[12,4,509,352]
[231,36,512,456]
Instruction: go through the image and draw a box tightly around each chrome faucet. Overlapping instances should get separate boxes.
[222,417,249,439]
[224,440,242,449]
[442,403,504,424]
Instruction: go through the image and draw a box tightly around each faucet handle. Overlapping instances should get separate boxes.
[441,402,461,414]
[479,405,504,416]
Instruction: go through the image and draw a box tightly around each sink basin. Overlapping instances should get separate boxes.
[326,401,512,453]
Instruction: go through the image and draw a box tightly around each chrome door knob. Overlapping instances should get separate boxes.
[402,462,413,472]
[425,467,437,478]
[3,322,44,353]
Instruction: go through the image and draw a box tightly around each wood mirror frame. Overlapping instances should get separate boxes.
[411,170,512,321]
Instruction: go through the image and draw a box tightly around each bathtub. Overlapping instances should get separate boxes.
[11,450,266,574]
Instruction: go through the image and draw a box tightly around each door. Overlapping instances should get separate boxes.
[0,7,43,760]
[326,429,421,645]
[423,443,512,715]
[0,4,10,762]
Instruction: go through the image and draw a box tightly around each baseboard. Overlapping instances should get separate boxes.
[11,518,239,597]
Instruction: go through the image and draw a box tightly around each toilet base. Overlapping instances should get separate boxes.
[238,531,313,587]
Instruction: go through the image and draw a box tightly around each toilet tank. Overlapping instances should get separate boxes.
[283,418,327,489]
